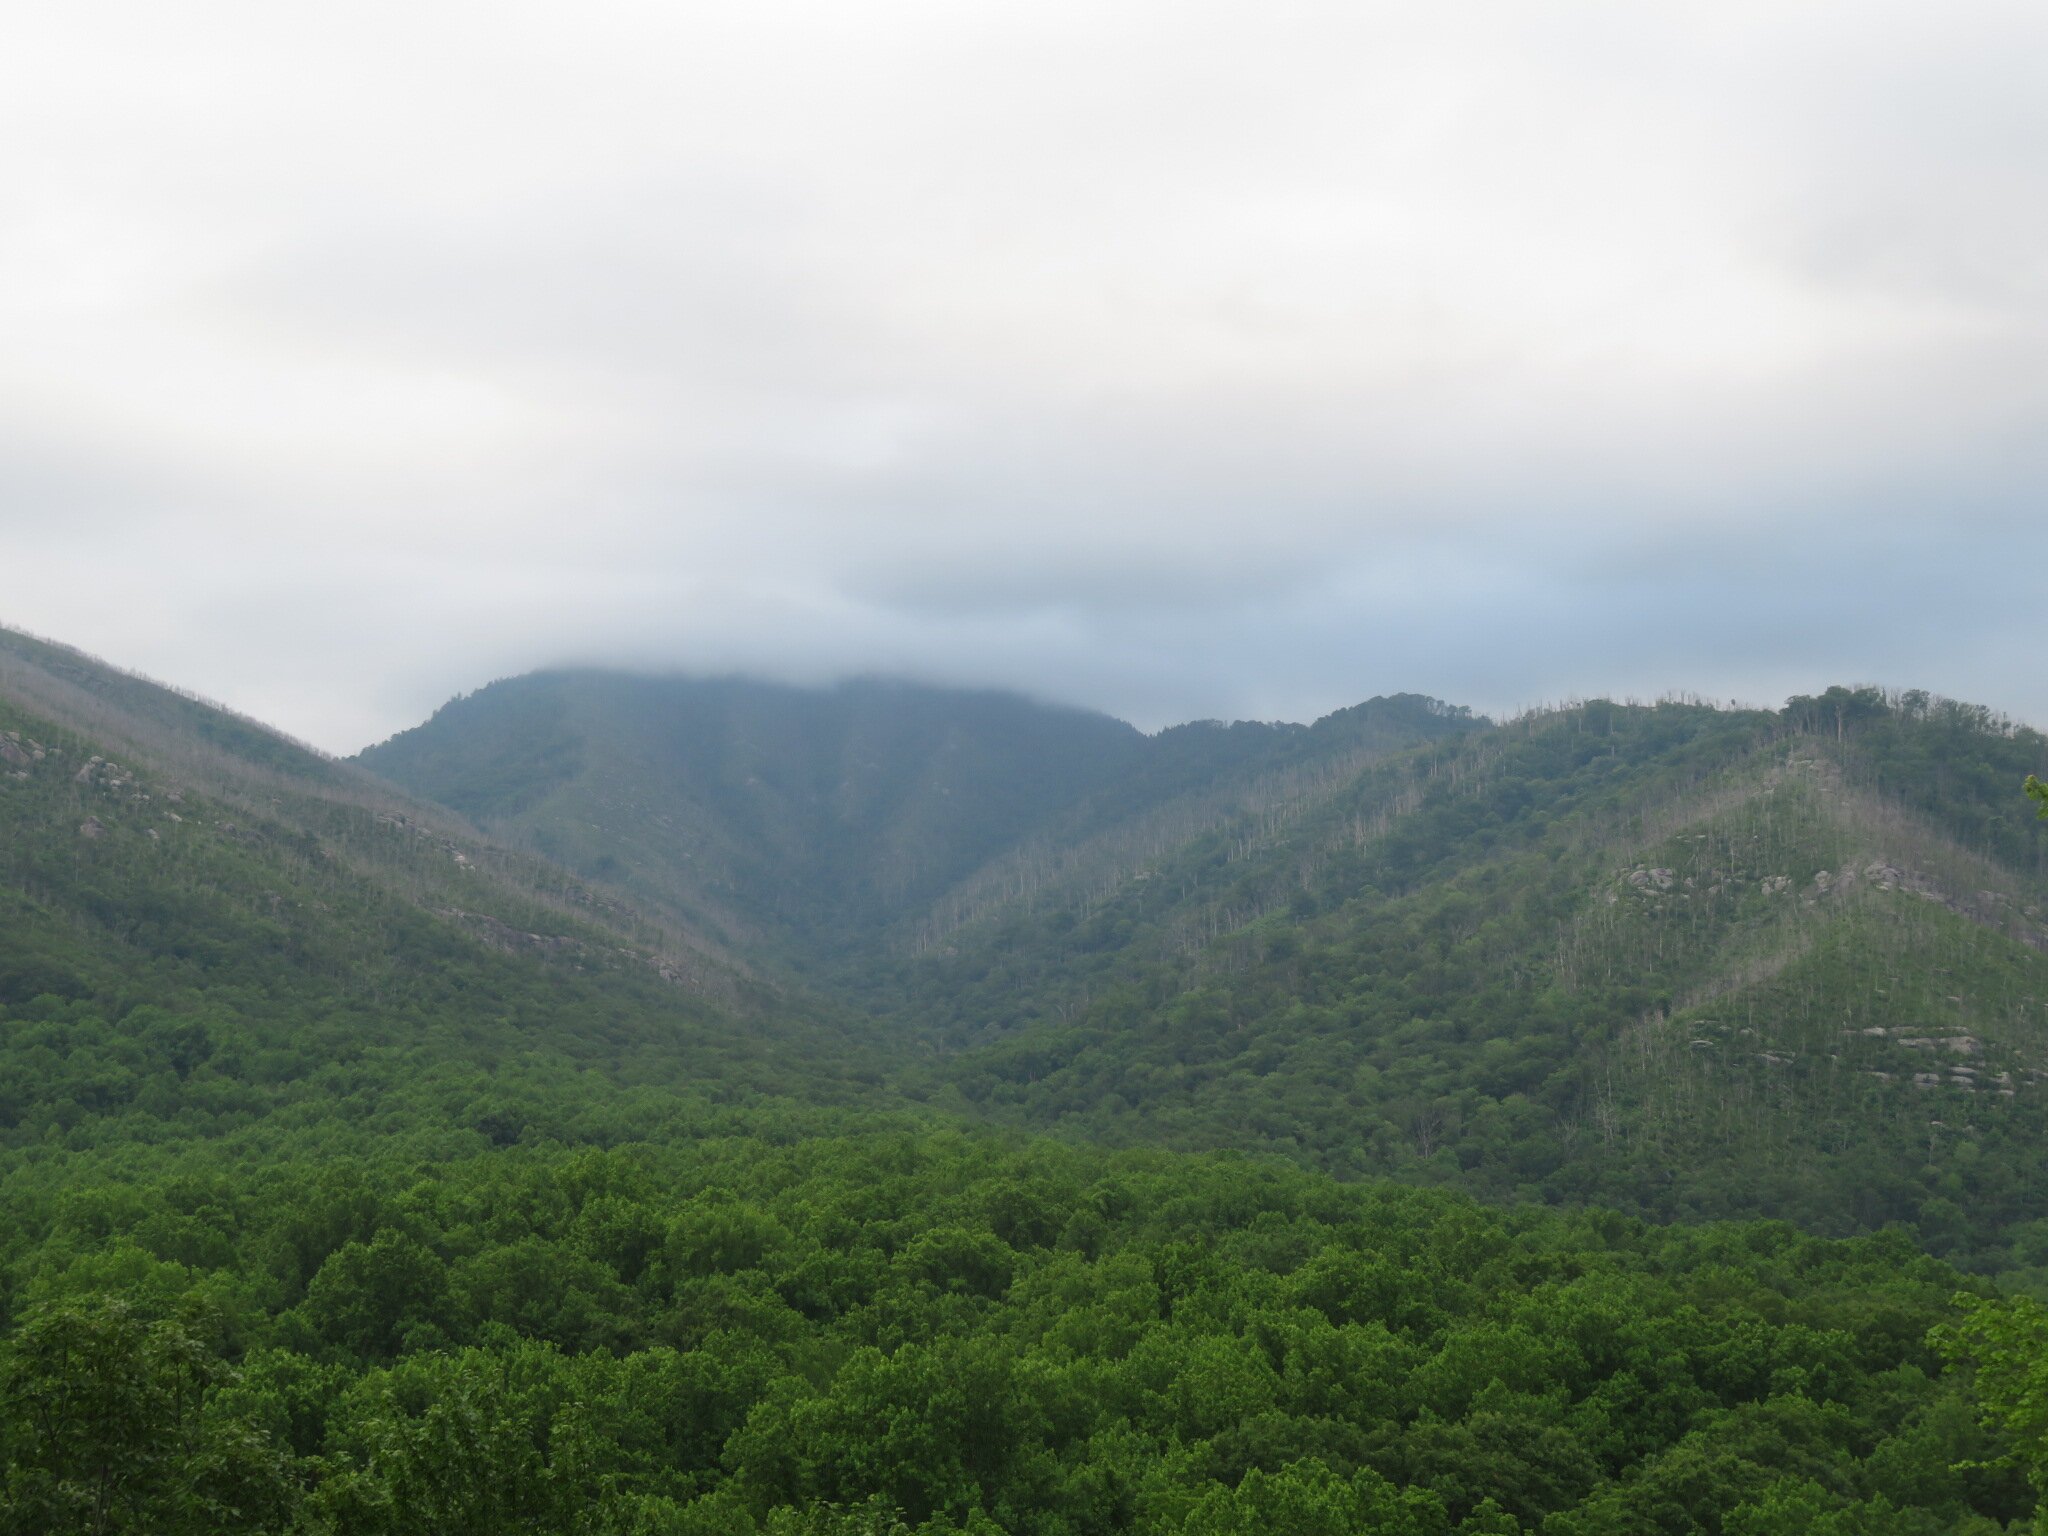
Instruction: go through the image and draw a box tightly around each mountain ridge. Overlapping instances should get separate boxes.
[354,667,2048,1264]
[13,624,2048,1262]
[354,671,1481,961]
[8,624,2048,1531]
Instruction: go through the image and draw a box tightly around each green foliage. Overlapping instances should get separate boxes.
[1935,1293,2048,1516]
[0,1296,294,1535]
[10,635,2048,1532]
[355,666,2048,1271]
[0,681,885,1176]
[887,695,2048,1264]
[0,1136,2034,1534]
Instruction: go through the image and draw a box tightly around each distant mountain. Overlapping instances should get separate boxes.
[355,671,1481,963]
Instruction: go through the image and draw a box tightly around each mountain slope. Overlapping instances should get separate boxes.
[3,636,2045,1534]
[908,693,2048,1264]
[0,628,884,1169]
[354,667,2048,1260]
[357,673,1155,954]
[355,672,1482,970]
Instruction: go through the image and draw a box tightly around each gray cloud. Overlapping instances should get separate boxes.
[3,1,2046,751]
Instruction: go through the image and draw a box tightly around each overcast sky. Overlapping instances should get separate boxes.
[4,1,2045,752]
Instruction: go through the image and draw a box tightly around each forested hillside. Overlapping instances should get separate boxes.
[356,673,1153,955]
[0,629,884,1159]
[361,666,2048,1266]
[10,629,2048,1533]
[907,693,2048,1266]
[355,673,1480,962]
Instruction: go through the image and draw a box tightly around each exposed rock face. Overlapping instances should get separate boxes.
[0,738,28,768]
[427,907,711,995]
[376,811,483,869]
[1889,1035,1984,1056]
[435,908,578,956]
[78,817,104,839]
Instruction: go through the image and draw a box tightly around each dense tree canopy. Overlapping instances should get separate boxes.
[0,1129,2035,1534]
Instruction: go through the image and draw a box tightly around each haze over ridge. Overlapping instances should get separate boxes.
[6,0,2047,751]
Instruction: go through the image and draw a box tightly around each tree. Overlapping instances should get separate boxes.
[0,1298,292,1536]
[300,1230,453,1359]
[1933,1293,2048,1523]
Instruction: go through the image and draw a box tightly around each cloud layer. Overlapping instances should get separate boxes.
[4,1,2045,749]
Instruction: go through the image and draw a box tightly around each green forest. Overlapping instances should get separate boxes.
[6,626,2048,1533]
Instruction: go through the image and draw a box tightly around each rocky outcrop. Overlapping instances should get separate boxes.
[378,811,482,869]
[429,905,720,999]
[70,754,147,797]
[1892,1034,1982,1056]
[435,908,579,956]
